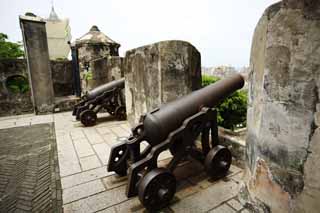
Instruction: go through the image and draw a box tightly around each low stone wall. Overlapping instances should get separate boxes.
[0,59,33,115]
[0,59,74,116]
[124,40,202,126]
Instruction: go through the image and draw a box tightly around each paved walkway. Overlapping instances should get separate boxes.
[0,112,249,213]
[0,123,61,212]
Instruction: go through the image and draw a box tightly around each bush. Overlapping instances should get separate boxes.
[202,75,247,130]
[6,75,29,93]
[0,33,24,59]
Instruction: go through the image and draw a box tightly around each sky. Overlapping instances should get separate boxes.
[0,0,279,68]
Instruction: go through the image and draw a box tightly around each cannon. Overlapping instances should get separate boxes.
[72,78,126,126]
[107,74,244,210]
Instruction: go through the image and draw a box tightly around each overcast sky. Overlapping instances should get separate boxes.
[0,0,279,68]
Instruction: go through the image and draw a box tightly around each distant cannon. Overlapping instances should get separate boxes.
[107,74,245,210]
[72,78,126,126]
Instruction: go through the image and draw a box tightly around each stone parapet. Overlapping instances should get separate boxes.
[124,40,201,126]
[242,1,320,212]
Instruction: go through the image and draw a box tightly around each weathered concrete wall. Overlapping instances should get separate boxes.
[124,40,201,126]
[77,45,122,93]
[77,44,111,64]
[0,59,74,116]
[20,14,55,114]
[107,56,124,80]
[0,59,33,115]
[242,1,320,212]
[88,56,123,89]
[82,56,124,92]
[51,60,73,96]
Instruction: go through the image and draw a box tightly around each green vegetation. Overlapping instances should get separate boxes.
[6,75,29,93]
[84,70,93,81]
[55,57,68,61]
[0,33,24,59]
[202,75,247,130]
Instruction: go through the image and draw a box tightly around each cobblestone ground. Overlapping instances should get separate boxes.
[0,112,250,213]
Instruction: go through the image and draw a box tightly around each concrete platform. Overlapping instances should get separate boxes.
[0,112,250,213]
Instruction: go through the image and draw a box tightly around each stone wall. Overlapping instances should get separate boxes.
[242,1,320,212]
[107,56,124,80]
[77,44,110,64]
[0,59,33,115]
[0,59,74,116]
[124,40,201,126]
[82,56,124,92]
[51,60,73,96]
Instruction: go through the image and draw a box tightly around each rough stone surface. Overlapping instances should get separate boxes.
[244,1,320,212]
[51,60,73,96]
[20,15,55,114]
[75,26,121,94]
[0,59,33,116]
[106,56,124,80]
[124,40,201,126]
[76,25,120,61]
[84,56,124,91]
[0,59,76,116]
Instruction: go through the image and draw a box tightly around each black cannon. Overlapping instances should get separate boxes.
[107,74,244,210]
[72,78,126,126]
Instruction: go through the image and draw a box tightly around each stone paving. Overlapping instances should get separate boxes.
[0,122,61,212]
[0,112,250,213]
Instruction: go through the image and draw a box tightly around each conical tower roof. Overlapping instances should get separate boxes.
[48,6,59,21]
[75,25,120,47]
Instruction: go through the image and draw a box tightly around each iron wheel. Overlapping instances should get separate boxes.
[204,145,232,179]
[115,106,126,120]
[80,110,97,127]
[138,168,176,211]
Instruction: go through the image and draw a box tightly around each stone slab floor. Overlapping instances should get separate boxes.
[0,112,250,213]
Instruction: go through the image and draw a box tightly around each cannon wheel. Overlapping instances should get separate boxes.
[80,110,97,127]
[138,168,176,211]
[115,106,126,120]
[204,145,232,179]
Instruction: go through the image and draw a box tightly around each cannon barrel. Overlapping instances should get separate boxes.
[141,74,245,145]
[85,78,125,100]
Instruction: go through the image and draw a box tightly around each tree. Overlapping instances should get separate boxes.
[0,33,24,59]
[202,75,247,130]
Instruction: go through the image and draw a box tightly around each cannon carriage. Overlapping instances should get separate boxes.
[72,78,126,126]
[107,74,245,210]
